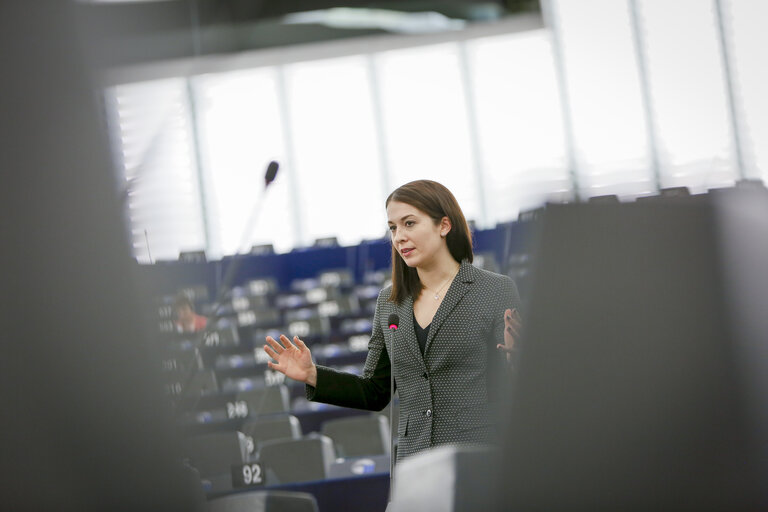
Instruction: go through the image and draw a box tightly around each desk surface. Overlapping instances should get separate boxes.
[210,472,389,512]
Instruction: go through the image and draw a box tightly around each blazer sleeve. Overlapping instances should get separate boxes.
[305,289,393,411]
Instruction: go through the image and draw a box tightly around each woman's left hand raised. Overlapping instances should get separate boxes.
[497,308,521,362]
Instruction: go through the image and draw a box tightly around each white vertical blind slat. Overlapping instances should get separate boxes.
[106,78,205,263]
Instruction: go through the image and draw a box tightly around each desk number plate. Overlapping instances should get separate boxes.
[232,463,264,488]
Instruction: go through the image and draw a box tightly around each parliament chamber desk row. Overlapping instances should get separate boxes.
[206,473,390,512]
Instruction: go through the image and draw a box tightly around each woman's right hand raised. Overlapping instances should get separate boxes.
[264,335,317,387]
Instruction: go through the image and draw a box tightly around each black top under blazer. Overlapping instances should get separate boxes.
[307,260,521,463]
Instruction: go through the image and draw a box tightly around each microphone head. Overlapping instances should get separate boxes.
[265,161,279,187]
[387,313,399,330]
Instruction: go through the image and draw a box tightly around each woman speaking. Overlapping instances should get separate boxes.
[264,180,521,463]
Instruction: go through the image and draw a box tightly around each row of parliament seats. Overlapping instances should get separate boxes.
[207,491,318,512]
[157,269,386,402]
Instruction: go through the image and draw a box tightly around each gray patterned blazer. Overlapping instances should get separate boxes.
[307,260,521,463]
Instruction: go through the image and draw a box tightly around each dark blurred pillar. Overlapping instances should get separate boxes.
[0,2,198,510]
[497,193,768,511]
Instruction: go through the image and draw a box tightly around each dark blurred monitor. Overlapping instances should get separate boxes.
[179,250,208,263]
[250,243,275,255]
[313,236,340,248]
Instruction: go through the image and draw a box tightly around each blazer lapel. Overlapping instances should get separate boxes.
[424,261,474,356]
[395,294,426,367]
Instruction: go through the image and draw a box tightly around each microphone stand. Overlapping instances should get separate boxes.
[389,349,395,503]
[387,315,399,503]
[172,162,280,415]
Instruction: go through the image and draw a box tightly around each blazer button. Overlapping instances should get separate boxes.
[425,409,432,418]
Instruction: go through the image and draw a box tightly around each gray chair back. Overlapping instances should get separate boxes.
[241,414,302,456]
[321,414,390,458]
[207,490,318,512]
[236,384,290,417]
[185,431,249,478]
[257,435,335,485]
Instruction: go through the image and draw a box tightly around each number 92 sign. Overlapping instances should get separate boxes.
[231,462,264,488]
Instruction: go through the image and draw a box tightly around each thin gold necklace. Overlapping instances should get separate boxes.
[424,266,460,300]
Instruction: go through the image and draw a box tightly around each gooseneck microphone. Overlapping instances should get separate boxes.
[387,313,399,502]
[387,314,399,331]
[210,160,280,314]
[264,161,279,188]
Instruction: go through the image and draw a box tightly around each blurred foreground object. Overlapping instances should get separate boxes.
[501,188,768,510]
[207,490,318,512]
[1,2,200,510]
[388,444,499,511]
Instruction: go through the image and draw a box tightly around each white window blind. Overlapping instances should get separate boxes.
[103,8,768,259]
[105,78,206,263]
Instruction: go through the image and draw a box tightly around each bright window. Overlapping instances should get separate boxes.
[725,0,768,183]
[466,29,571,221]
[552,0,653,199]
[374,43,482,224]
[192,69,295,256]
[637,0,737,191]
[283,56,387,246]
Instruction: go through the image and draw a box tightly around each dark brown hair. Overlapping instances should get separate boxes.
[386,180,473,304]
[173,293,195,312]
